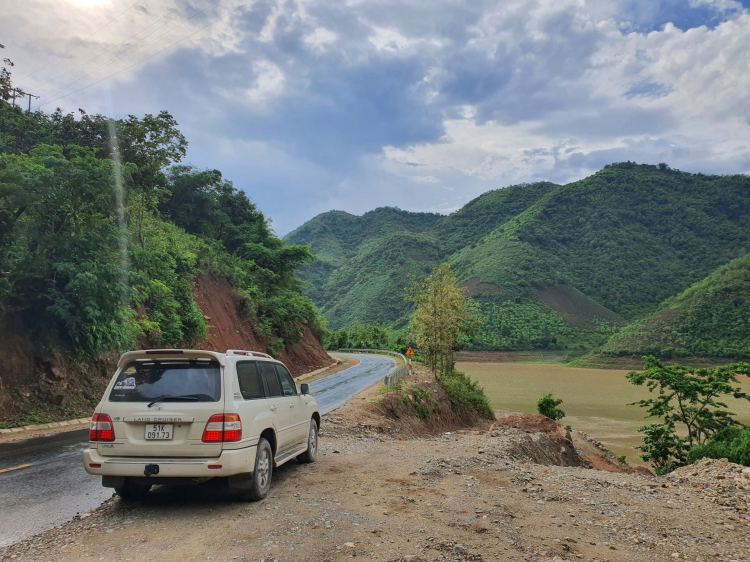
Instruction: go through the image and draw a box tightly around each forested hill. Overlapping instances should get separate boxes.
[286,164,750,355]
[0,101,328,421]
[600,252,750,359]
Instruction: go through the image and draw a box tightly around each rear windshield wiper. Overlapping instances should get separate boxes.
[147,395,200,408]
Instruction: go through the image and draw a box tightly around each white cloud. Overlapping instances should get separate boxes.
[304,27,337,50]
[410,175,441,184]
[245,60,286,106]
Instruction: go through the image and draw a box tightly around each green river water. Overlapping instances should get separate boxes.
[456,361,750,466]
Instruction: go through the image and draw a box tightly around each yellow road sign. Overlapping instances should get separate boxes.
[405,346,415,357]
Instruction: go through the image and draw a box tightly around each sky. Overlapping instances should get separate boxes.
[3,0,750,234]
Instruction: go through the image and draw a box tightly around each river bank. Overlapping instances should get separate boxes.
[457,360,750,467]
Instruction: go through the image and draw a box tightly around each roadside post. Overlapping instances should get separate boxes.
[405,346,415,371]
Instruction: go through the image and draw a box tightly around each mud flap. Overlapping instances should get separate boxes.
[227,472,254,490]
[102,475,125,488]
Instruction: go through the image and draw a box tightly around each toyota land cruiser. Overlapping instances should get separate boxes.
[83,349,320,501]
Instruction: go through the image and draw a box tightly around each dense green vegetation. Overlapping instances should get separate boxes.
[437,369,494,419]
[0,96,322,357]
[687,426,750,466]
[626,357,750,474]
[287,163,750,355]
[601,253,750,359]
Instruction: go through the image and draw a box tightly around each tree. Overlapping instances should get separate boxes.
[407,263,481,375]
[537,394,565,421]
[627,356,750,472]
[0,45,26,105]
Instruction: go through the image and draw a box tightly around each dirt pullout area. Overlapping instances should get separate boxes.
[4,380,749,562]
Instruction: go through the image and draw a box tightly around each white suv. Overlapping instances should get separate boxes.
[83,349,319,501]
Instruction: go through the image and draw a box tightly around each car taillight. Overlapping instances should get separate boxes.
[202,414,242,443]
[90,413,115,442]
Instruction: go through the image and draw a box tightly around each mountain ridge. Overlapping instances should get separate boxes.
[286,163,750,355]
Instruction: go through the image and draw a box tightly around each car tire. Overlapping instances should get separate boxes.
[296,418,318,464]
[115,479,152,502]
[244,437,273,501]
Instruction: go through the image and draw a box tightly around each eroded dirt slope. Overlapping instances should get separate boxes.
[0,275,330,421]
[194,276,331,376]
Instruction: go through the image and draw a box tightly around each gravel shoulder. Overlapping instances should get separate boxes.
[2,374,749,562]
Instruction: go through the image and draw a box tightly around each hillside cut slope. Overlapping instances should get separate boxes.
[287,163,750,353]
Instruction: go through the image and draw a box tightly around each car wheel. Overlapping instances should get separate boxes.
[115,479,152,502]
[244,437,273,501]
[296,418,318,464]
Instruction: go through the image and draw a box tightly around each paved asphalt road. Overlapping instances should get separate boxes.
[0,353,395,548]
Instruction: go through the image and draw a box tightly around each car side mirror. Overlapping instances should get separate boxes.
[300,383,310,395]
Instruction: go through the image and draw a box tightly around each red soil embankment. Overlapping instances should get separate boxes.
[0,275,331,421]
[192,275,331,376]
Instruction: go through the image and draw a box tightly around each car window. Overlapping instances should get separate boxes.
[259,362,282,397]
[236,361,264,400]
[109,361,221,402]
[275,364,297,396]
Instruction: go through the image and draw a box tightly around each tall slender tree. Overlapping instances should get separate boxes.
[407,263,481,375]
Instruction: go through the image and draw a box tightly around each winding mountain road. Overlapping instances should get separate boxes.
[0,352,395,549]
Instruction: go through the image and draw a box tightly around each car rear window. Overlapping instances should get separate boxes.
[109,360,222,402]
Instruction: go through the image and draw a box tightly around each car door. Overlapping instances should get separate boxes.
[258,361,293,452]
[235,361,271,445]
[275,364,308,446]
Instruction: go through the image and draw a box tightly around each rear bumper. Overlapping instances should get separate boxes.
[83,446,257,479]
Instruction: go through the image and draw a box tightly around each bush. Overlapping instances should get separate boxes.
[636,424,687,475]
[687,426,750,466]
[537,394,565,421]
[438,369,494,419]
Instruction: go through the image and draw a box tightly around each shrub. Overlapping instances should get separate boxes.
[438,369,494,419]
[537,394,565,421]
[636,424,687,475]
[687,426,750,466]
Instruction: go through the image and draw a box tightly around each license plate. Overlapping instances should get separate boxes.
[145,424,173,440]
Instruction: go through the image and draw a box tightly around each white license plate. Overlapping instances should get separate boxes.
[145,424,173,440]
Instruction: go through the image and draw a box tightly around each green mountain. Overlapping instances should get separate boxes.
[286,163,750,353]
[600,253,750,359]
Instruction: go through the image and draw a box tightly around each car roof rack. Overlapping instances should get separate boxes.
[226,349,274,359]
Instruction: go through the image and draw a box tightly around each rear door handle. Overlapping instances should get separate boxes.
[270,405,277,411]
[289,403,295,408]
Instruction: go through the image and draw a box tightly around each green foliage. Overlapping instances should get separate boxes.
[537,394,565,421]
[601,253,750,359]
[626,356,750,447]
[325,322,391,350]
[403,388,435,418]
[408,263,482,374]
[626,357,750,473]
[287,163,750,354]
[687,426,750,466]
[636,424,687,475]
[437,369,494,419]
[0,90,323,358]
[472,299,574,350]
